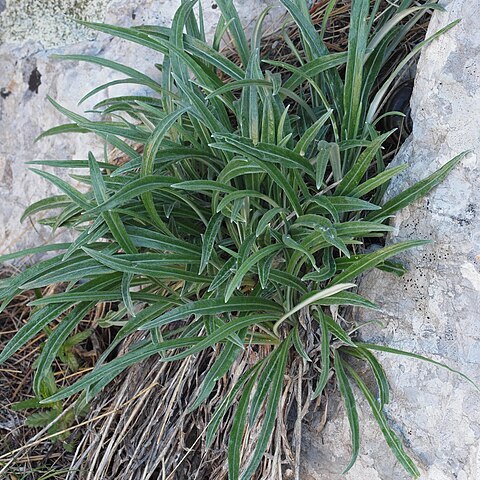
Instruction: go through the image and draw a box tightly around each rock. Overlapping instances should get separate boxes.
[302,1,480,479]
[0,0,284,259]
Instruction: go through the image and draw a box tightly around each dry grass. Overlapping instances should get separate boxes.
[65,318,336,479]
[0,269,113,479]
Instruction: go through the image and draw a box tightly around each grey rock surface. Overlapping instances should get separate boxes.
[302,1,480,479]
[0,0,283,259]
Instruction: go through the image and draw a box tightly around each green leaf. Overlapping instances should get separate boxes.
[331,240,429,285]
[228,370,257,480]
[367,152,467,222]
[312,310,330,399]
[345,363,420,478]
[34,303,93,397]
[213,133,315,176]
[0,243,70,263]
[336,131,394,196]
[200,212,223,273]
[141,107,189,232]
[345,347,390,406]
[188,332,246,412]
[273,283,355,336]
[208,257,236,292]
[0,304,69,366]
[328,196,380,212]
[350,164,408,198]
[214,0,250,66]
[255,208,286,237]
[35,123,90,141]
[206,363,263,449]
[342,0,369,139]
[140,297,283,330]
[334,351,360,473]
[313,291,378,309]
[30,169,91,210]
[121,272,135,316]
[292,324,311,362]
[324,314,356,348]
[225,244,283,302]
[88,152,137,254]
[315,142,330,190]
[52,54,161,92]
[241,337,290,480]
[295,109,333,156]
[359,343,479,393]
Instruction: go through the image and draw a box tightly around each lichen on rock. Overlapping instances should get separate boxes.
[0,0,110,47]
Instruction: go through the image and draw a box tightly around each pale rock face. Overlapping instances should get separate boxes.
[0,0,283,259]
[302,1,480,479]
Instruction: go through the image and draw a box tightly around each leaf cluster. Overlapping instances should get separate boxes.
[0,1,470,478]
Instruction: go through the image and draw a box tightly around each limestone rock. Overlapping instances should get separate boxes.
[302,1,480,479]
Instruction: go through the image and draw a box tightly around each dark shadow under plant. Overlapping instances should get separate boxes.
[0,1,476,479]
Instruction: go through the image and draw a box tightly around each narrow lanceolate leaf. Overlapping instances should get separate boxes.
[188,332,246,412]
[295,109,332,156]
[140,297,283,330]
[141,107,189,232]
[206,363,264,449]
[324,314,356,348]
[213,133,315,175]
[314,291,378,309]
[249,347,283,425]
[282,234,317,270]
[359,343,479,392]
[331,240,429,286]
[41,338,200,404]
[30,169,91,210]
[255,208,285,237]
[215,0,250,66]
[336,131,393,196]
[342,0,369,139]
[345,363,421,478]
[208,257,236,292]
[0,304,69,366]
[0,243,70,263]
[334,351,360,474]
[367,152,467,222]
[312,310,330,399]
[87,176,182,214]
[328,196,380,213]
[350,164,408,198]
[35,123,90,140]
[33,303,93,396]
[292,324,311,362]
[241,337,290,480]
[156,316,275,366]
[52,54,162,92]
[228,372,257,480]
[315,142,330,189]
[121,272,135,316]
[200,212,223,274]
[345,347,390,406]
[280,0,327,58]
[224,244,283,302]
[88,152,137,254]
[273,284,356,336]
